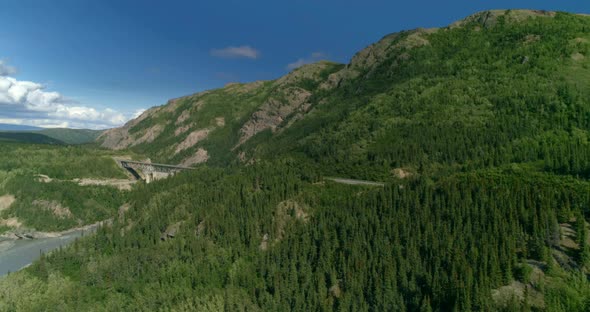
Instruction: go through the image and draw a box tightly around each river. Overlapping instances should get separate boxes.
[0,228,94,276]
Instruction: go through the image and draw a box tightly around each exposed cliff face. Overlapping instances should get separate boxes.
[97,60,344,165]
[97,104,173,150]
[174,129,211,155]
[97,92,211,151]
[236,91,309,147]
[236,62,335,147]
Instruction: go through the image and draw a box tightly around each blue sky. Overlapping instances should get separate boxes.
[0,0,588,129]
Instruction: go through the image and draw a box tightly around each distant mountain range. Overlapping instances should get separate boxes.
[0,124,104,145]
[37,128,104,144]
[0,123,43,131]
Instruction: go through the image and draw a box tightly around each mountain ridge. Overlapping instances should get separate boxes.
[97,9,590,178]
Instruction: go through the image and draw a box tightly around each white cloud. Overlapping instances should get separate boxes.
[210,45,260,59]
[0,60,16,76]
[286,51,328,70]
[0,65,134,129]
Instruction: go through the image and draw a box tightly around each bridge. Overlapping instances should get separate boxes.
[115,159,194,183]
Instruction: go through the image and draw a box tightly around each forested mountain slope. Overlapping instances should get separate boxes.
[0,132,64,145]
[37,128,103,145]
[99,10,590,180]
[0,128,103,145]
[2,9,590,311]
[0,143,130,234]
[97,61,344,166]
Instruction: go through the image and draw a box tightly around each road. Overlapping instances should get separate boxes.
[324,177,385,187]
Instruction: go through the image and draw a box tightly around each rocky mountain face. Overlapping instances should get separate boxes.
[98,61,343,165]
[96,9,449,165]
[98,9,589,171]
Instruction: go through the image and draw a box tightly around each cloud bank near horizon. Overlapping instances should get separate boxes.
[0,61,142,129]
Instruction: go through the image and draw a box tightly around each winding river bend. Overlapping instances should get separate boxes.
[0,228,95,276]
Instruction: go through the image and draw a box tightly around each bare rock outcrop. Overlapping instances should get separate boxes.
[98,91,211,150]
[174,129,211,155]
[166,91,210,114]
[0,195,15,211]
[133,124,165,146]
[259,233,269,251]
[234,62,341,147]
[32,200,73,219]
[160,222,183,241]
[329,283,343,298]
[174,123,194,136]
[173,98,209,128]
[98,106,162,150]
[175,110,191,125]
[36,174,53,183]
[236,87,312,146]
[572,52,585,61]
[97,105,168,150]
[0,217,22,228]
[181,148,209,166]
[392,168,412,179]
[492,280,545,310]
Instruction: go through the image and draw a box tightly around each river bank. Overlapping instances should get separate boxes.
[0,220,108,276]
[0,219,109,241]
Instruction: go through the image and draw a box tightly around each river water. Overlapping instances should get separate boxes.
[0,228,92,276]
